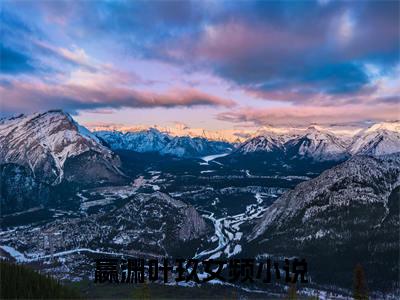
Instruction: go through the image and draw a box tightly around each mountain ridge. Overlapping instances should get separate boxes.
[95,128,233,158]
[0,110,126,185]
[234,121,400,161]
[246,153,400,290]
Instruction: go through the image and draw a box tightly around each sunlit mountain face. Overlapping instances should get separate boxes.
[1,1,399,299]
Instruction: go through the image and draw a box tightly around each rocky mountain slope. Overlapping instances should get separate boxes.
[95,129,233,158]
[0,110,127,214]
[284,126,349,161]
[233,122,399,161]
[0,110,125,185]
[247,153,400,291]
[235,134,286,154]
[349,122,400,156]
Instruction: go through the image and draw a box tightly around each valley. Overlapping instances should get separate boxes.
[1,111,399,298]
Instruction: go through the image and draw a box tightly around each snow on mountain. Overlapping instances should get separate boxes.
[250,153,400,240]
[96,128,171,153]
[234,122,399,161]
[285,126,350,161]
[95,129,233,158]
[88,122,352,144]
[349,121,400,156]
[161,136,232,157]
[235,134,286,154]
[0,110,124,185]
[235,126,349,161]
[86,121,373,144]
[246,153,400,290]
[88,123,249,143]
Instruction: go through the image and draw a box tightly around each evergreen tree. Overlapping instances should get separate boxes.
[287,282,297,300]
[353,263,368,300]
[0,261,81,299]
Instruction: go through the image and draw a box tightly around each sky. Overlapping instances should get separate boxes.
[0,0,399,131]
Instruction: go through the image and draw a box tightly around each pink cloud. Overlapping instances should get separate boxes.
[217,104,400,126]
[0,79,235,114]
[160,20,319,67]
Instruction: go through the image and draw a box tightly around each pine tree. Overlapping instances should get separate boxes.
[0,261,81,299]
[287,282,297,300]
[353,263,368,300]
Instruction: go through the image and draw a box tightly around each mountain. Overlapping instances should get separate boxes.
[95,128,170,153]
[233,126,348,161]
[247,154,400,291]
[95,129,233,158]
[218,126,350,177]
[284,126,349,161]
[235,134,286,154]
[0,110,125,186]
[227,122,400,163]
[0,110,127,214]
[88,123,249,143]
[161,135,232,157]
[349,121,400,156]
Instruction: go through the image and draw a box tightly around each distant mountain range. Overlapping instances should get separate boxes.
[87,122,378,144]
[1,111,398,180]
[96,120,400,162]
[0,111,398,192]
[234,122,400,161]
[95,129,233,158]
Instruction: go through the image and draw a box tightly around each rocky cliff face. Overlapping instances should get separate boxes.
[0,110,125,186]
[247,154,400,291]
[0,110,127,214]
[179,205,208,241]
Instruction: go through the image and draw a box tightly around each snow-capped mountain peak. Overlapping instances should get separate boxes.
[0,110,123,185]
[234,121,399,161]
[95,128,233,158]
[236,134,285,154]
[364,121,400,133]
[283,126,349,161]
[349,121,400,156]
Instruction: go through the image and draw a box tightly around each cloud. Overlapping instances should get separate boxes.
[1,0,399,124]
[217,104,400,127]
[0,78,235,115]
[33,41,98,72]
[144,1,399,105]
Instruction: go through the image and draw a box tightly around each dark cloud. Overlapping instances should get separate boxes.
[1,0,399,112]
[139,1,399,104]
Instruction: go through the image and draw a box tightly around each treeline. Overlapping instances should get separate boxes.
[0,261,81,299]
